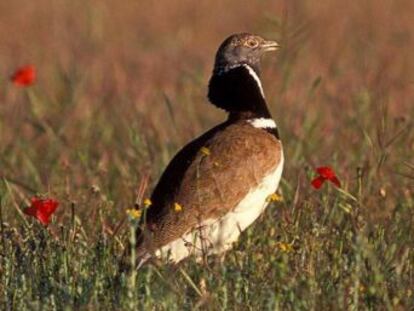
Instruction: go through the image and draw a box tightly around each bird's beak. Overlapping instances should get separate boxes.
[261,40,280,52]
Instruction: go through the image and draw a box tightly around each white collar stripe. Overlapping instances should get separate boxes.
[242,64,264,97]
[247,118,277,129]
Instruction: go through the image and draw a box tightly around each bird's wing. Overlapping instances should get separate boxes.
[144,121,282,249]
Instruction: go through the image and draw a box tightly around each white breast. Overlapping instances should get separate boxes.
[154,151,284,264]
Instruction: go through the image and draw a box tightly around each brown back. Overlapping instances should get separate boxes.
[142,120,282,251]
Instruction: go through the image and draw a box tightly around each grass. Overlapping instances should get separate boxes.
[1,0,414,309]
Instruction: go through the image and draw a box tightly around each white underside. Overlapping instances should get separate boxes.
[154,151,284,264]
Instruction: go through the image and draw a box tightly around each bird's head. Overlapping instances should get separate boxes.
[214,33,280,75]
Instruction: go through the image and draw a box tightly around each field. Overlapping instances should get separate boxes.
[1,0,413,310]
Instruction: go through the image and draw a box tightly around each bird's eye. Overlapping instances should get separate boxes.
[246,39,258,48]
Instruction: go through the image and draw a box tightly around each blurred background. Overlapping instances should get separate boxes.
[0,0,413,221]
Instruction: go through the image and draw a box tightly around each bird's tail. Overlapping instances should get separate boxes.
[118,237,152,272]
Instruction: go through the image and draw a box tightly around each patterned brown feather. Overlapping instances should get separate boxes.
[140,119,282,253]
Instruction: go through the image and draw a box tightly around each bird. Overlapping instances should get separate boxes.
[131,33,283,267]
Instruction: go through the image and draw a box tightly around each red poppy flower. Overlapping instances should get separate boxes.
[24,197,59,225]
[11,65,36,87]
[311,166,341,189]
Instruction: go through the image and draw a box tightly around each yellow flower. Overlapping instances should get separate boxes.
[173,202,183,213]
[276,242,293,253]
[126,209,142,220]
[200,146,211,156]
[143,198,152,208]
[266,193,283,203]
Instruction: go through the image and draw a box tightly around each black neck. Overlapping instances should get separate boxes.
[208,65,272,120]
